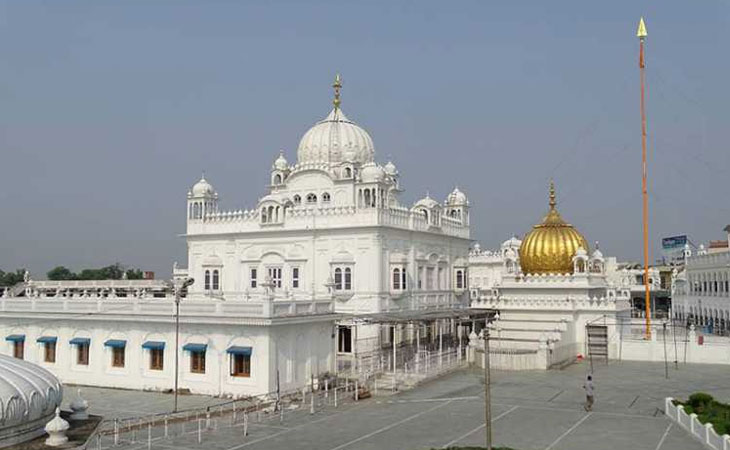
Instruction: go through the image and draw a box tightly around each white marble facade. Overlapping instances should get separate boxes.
[183,77,472,353]
[673,228,730,334]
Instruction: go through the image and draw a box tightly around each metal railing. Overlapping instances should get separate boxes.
[81,376,368,450]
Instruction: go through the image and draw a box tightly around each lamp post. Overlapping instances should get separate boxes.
[481,325,492,450]
[168,277,195,413]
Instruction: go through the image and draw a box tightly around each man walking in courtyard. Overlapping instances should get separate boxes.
[583,374,594,411]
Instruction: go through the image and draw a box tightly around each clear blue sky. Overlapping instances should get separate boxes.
[0,1,728,278]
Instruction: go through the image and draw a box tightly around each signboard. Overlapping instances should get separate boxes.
[662,235,687,250]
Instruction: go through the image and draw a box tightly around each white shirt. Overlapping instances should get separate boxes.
[584,380,594,396]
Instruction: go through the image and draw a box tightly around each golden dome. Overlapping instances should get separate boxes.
[518,182,588,274]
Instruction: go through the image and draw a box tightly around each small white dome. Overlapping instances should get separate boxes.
[446,187,468,206]
[0,354,63,446]
[414,194,440,209]
[384,161,398,177]
[591,248,604,260]
[273,151,288,171]
[191,176,216,197]
[297,108,375,166]
[360,163,385,183]
[501,235,522,250]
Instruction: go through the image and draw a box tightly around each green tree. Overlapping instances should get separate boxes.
[47,266,77,281]
[125,269,144,280]
[1,269,26,286]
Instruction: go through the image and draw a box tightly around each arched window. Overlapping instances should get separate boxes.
[322,192,331,203]
[334,268,342,290]
[363,190,371,208]
[261,208,268,223]
[456,270,464,289]
[393,268,401,290]
[204,270,211,290]
[344,268,352,290]
[306,193,317,204]
[345,167,352,178]
[401,268,407,290]
[274,174,282,184]
[293,195,301,205]
[422,210,428,222]
[212,270,220,290]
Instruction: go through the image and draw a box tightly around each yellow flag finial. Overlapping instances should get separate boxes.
[637,17,647,39]
[332,73,342,110]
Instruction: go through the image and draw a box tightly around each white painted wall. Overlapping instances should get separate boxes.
[0,318,334,397]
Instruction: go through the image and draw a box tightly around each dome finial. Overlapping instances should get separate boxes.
[332,73,342,110]
[549,179,556,210]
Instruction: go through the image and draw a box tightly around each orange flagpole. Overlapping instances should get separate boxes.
[638,18,651,339]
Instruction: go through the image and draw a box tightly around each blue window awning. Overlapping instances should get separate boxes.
[69,337,90,346]
[226,346,252,356]
[183,343,207,353]
[104,339,127,348]
[36,336,57,344]
[5,335,25,342]
[142,341,165,350]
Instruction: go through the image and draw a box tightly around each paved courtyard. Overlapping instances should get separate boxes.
[65,360,730,450]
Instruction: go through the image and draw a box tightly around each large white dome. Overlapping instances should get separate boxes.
[0,354,63,447]
[297,108,374,166]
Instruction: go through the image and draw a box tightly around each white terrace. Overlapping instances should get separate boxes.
[186,204,469,239]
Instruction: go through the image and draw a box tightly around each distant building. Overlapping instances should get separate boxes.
[673,226,730,335]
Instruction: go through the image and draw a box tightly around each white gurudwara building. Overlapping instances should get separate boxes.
[0,75,474,394]
[469,182,632,369]
[181,74,474,371]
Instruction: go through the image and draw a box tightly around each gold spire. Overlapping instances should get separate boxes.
[549,179,556,210]
[637,17,647,39]
[332,73,342,110]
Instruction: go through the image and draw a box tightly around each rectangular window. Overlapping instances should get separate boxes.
[250,268,257,288]
[292,267,300,289]
[77,344,90,366]
[112,347,125,368]
[231,354,251,377]
[13,341,24,359]
[338,326,352,353]
[456,269,465,289]
[417,266,423,290]
[150,348,164,371]
[191,351,206,374]
[268,267,282,288]
[344,268,352,290]
[44,342,56,363]
[426,267,435,290]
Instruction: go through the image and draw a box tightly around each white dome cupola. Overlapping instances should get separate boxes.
[360,162,386,183]
[273,151,288,171]
[271,151,290,186]
[384,161,398,177]
[297,74,375,167]
[446,187,468,206]
[187,173,219,221]
[191,175,216,197]
[445,187,469,225]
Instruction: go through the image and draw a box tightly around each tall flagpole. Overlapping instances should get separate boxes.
[637,17,651,339]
